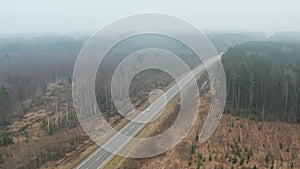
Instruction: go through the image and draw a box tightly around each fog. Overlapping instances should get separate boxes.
[0,0,300,34]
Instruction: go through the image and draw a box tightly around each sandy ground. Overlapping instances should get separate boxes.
[118,91,300,169]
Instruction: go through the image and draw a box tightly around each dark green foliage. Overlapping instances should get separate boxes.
[191,143,196,154]
[279,142,283,149]
[232,142,241,158]
[265,154,270,166]
[198,152,202,160]
[197,152,202,169]
[232,156,238,164]
[0,86,12,125]
[0,133,13,146]
[247,149,252,163]
[222,41,300,123]
[240,157,244,166]
[225,152,229,158]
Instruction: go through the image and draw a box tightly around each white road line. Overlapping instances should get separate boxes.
[95,154,105,162]
[77,148,102,168]
[77,56,220,169]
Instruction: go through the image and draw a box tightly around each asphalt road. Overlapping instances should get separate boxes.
[76,56,220,169]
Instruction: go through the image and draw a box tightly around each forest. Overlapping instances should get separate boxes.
[0,32,300,168]
[222,41,300,123]
[0,32,298,125]
[0,36,83,125]
[0,32,269,125]
[0,86,11,125]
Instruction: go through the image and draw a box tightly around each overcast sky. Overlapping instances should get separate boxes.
[1,0,300,34]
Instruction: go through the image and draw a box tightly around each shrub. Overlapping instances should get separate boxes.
[265,154,270,167]
[198,152,202,160]
[1,133,13,146]
[196,131,199,142]
[240,157,244,166]
[191,143,196,154]
[225,152,229,158]
[232,156,238,164]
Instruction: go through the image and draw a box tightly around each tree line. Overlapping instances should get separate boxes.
[222,41,300,123]
[0,86,12,125]
[0,36,83,124]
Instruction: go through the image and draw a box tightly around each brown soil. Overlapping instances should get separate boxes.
[118,90,300,169]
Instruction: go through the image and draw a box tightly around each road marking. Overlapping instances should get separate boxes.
[132,125,135,129]
[77,147,102,168]
[77,56,220,169]
[95,154,105,162]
